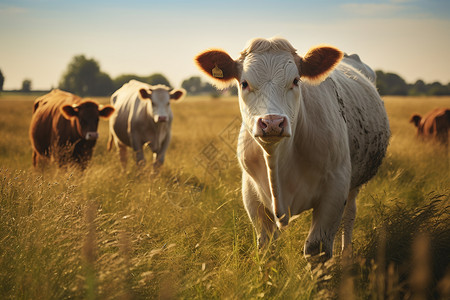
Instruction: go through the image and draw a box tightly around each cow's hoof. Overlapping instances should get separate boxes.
[304,240,331,262]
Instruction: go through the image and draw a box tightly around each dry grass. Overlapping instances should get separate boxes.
[0,93,449,299]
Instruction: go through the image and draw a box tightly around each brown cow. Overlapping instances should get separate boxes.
[410,108,450,146]
[29,89,115,169]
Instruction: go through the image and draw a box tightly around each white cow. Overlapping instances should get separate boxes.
[108,80,186,169]
[195,37,390,259]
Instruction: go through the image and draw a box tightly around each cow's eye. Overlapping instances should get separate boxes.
[241,81,249,89]
[292,77,300,88]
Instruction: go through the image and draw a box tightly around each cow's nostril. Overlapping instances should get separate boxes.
[258,118,268,129]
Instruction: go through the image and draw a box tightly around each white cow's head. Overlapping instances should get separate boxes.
[138,85,186,123]
[195,37,343,148]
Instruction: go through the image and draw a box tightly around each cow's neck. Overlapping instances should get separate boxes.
[260,109,313,224]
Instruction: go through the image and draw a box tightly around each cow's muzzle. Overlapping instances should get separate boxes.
[85,132,99,140]
[154,115,168,123]
[254,114,291,140]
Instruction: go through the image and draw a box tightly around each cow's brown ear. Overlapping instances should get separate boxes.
[99,105,115,119]
[298,45,343,85]
[61,104,79,119]
[195,49,238,88]
[138,88,152,100]
[170,88,186,101]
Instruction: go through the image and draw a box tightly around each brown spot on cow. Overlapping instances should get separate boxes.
[410,108,450,146]
[29,89,115,169]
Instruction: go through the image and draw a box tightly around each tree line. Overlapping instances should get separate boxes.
[376,71,450,96]
[57,55,173,96]
[0,55,449,96]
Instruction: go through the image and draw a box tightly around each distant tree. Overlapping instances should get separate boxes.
[91,72,114,96]
[376,70,408,95]
[427,81,449,96]
[59,55,113,96]
[376,70,450,96]
[22,79,32,92]
[202,82,217,94]
[0,69,4,91]
[113,74,143,91]
[228,86,239,96]
[181,76,222,96]
[59,55,98,96]
[181,76,202,94]
[145,73,171,87]
[386,73,408,95]
[375,70,387,94]
[408,79,427,96]
[113,73,172,91]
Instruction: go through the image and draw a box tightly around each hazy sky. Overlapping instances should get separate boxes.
[1,0,449,90]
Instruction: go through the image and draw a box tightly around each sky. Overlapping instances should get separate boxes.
[1,0,449,90]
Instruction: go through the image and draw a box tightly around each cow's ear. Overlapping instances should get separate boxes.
[61,104,79,119]
[298,45,343,85]
[99,105,115,119]
[195,49,239,88]
[410,114,422,127]
[138,88,152,100]
[170,88,186,101]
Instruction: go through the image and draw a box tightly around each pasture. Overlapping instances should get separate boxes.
[0,93,449,299]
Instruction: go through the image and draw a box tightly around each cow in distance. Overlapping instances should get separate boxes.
[107,80,186,170]
[410,108,450,146]
[29,89,115,169]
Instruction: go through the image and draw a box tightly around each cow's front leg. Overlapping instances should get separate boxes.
[304,192,346,260]
[32,150,42,168]
[73,142,94,170]
[130,138,145,166]
[118,143,128,170]
[153,134,170,170]
[134,147,145,166]
[153,152,164,170]
[242,173,278,248]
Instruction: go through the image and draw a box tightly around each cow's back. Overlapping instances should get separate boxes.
[332,64,390,188]
[111,80,144,107]
[421,108,449,134]
[420,108,450,145]
[342,54,376,84]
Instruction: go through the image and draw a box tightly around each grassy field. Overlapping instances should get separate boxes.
[0,93,449,299]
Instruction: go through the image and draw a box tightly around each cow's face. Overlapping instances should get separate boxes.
[61,101,115,140]
[195,38,342,148]
[238,51,300,144]
[139,87,185,123]
[410,114,422,128]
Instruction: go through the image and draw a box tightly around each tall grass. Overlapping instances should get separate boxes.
[0,94,449,299]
